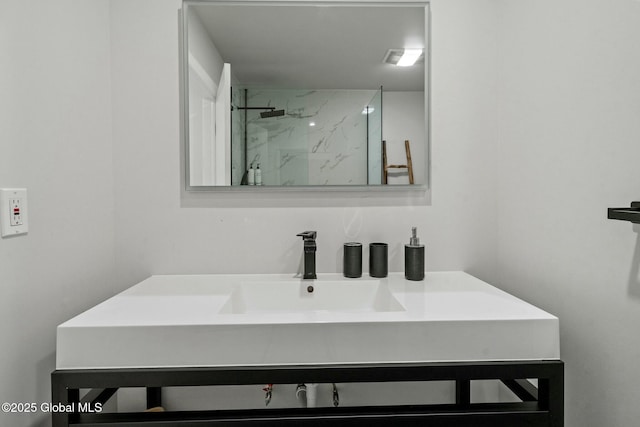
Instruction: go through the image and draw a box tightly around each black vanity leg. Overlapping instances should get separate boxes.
[455,379,471,407]
[146,387,162,409]
[542,363,565,427]
[538,362,564,427]
[51,372,71,427]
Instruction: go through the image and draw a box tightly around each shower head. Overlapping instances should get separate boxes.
[260,109,285,119]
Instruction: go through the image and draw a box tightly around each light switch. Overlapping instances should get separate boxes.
[1,188,28,237]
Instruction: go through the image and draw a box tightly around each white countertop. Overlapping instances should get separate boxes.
[56,272,560,370]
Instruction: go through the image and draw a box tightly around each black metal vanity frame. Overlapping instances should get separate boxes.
[51,360,563,426]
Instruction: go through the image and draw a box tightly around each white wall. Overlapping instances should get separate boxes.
[0,1,116,426]
[110,0,499,298]
[187,7,224,83]
[383,91,426,185]
[109,0,500,410]
[0,0,502,423]
[496,0,640,425]
[4,0,640,424]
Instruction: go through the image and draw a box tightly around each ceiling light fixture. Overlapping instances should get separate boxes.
[383,48,424,67]
[396,48,423,67]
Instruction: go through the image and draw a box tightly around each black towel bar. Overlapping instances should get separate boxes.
[608,201,640,224]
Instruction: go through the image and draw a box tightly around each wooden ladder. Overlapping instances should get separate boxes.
[383,140,414,184]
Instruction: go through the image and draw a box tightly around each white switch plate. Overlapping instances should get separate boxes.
[0,188,28,237]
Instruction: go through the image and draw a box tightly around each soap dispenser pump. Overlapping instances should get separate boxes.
[404,227,425,281]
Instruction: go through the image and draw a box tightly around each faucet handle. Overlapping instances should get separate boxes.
[296,231,317,240]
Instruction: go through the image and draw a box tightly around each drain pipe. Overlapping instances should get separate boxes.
[295,383,340,407]
[295,383,320,408]
[305,383,318,408]
[295,383,307,407]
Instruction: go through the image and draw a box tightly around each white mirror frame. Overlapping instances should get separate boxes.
[180,0,431,194]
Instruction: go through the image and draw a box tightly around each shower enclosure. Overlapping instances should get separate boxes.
[231,88,383,186]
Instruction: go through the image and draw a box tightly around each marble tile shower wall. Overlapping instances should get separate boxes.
[240,89,377,186]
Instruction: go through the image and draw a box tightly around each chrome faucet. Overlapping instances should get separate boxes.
[296,231,317,279]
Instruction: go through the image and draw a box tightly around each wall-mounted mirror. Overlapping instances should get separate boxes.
[182,0,429,190]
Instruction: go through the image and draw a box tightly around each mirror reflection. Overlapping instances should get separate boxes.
[183,1,428,188]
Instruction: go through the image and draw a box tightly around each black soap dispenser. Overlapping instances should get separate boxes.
[405,227,425,281]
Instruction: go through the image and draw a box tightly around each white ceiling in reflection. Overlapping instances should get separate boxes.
[192,4,426,91]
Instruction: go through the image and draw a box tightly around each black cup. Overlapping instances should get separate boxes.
[343,242,362,278]
[369,243,388,278]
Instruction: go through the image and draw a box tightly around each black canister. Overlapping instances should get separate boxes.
[343,242,363,278]
[404,227,425,281]
[369,242,388,278]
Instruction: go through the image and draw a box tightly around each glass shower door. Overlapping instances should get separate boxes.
[366,87,383,185]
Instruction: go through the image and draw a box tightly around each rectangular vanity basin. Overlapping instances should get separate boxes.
[219,281,406,314]
[56,272,560,370]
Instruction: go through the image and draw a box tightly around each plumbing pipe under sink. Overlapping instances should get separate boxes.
[295,383,319,408]
[306,383,318,407]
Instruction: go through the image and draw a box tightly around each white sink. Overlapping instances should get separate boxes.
[219,280,406,314]
[56,272,560,370]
